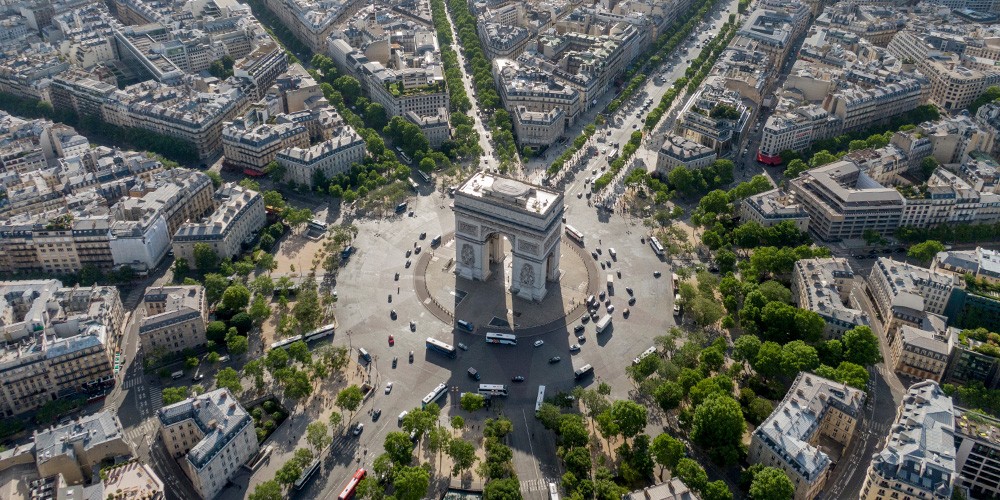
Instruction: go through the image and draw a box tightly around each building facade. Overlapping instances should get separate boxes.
[139,285,208,355]
[172,184,266,267]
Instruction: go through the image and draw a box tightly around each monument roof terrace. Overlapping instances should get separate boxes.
[456,172,561,217]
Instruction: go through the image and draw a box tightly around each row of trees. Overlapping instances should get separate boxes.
[662,159,736,198]
[593,131,644,190]
[444,0,519,168]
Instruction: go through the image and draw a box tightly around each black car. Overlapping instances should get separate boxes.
[625,287,633,296]
[591,251,599,260]
[549,356,562,363]
[392,357,398,368]
[628,297,636,306]
[390,309,397,320]
[512,376,525,382]
[581,315,590,324]
[373,409,382,421]
[574,325,585,333]
[653,271,662,278]
[409,351,414,363]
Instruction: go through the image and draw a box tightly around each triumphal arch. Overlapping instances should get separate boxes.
[452,172,564,302]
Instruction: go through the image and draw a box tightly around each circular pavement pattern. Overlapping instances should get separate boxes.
[413,232,600,337]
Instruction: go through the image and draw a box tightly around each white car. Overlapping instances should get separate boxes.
[353,423,364,436]
[534,340,545,347]
[458,343,469,350]
[569,344,581,352]
[385,382,393,394]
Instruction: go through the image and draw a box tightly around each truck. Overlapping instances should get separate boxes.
[595,315,612,334]
[606,274,614,291]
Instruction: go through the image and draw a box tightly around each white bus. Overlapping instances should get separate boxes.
[650,236,664,256]
[535,385,546,414]
[549,482,560,500]
[422,382,448,409]
[485,332,517,346]
[426,337,457,358]
[478,384,508,397]
[633,346,657,365]
[294,459,321,490]
[595,315,613,334]
[303,323,336,343]
[565,225,584,245]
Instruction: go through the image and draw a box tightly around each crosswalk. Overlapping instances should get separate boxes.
[520,477,557,494]
[148,387,162,411]
[124,420,157,448]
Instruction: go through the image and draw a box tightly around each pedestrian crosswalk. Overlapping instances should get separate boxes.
[520,477,557,494]
[148,386,162,411]
[124,376,143,390]
[124,420,157,448]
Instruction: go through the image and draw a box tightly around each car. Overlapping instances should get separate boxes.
[591,312,600,321]
[394,272,400,281]
[408,211,414,217]
[625,287,633,296]
[389,335,395,346]
[591,251,599,260]
[577,334,586,343]
[569,344,581,352]
[390,310,397,320]
[399,411,408,423]
[392,357,398,368]
[409,320,416,331]
[512,376,525,382]
[633,124,638,129]
[458,342,468,350]
[373,409,382,420]
[599,291,606,300]
[653,271,662,278]
[600,262,605,270]
[415,246,422,254]
[596,248,602,255]
[405,259,411,268]
[577,192,583,198]
[353,423,364,436]
[854,254,866,259]
[581,315,591,324]
[607,304,615,314]
[419,232,426,240]
[574,325,585,333]
[549,356,562,363]
[604,298,612,306]
[534,340,545,347]
[623,308,630,318]
[385,382,393,394]
[192,373,204,381]
[409,351,414,363]
[592,169,597,175]
[405,249,411,257]
[628,297,636,306]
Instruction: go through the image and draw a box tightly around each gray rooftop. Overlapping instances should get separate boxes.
[157,388,253,470]
[34,411,124,466]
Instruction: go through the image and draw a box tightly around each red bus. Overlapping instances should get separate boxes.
[337,468,367,500]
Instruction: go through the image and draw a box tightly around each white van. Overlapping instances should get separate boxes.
[171,370,183,380]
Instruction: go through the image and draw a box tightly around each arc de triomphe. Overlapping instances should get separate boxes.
[451,172,564,302]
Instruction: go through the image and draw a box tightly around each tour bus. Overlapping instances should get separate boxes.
[422,382,448,408]
[607,149,619,162]
[595,315,613,334]
[535,385,546,414]
[456,319,475,332]
[416,170,432,183]
[549,482,561,500]
[633,346,657,365]
[485,332,517,346]
[303,323,336,343]
[478,384,509,397]
[337,469,367,500]
[564,225,584,245]
[649,237,664,257]
[574,364,594,380]
[426,337,457,358]
[294,459,321,490]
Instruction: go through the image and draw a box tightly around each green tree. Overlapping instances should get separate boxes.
[283,368,313,402]
[393,465,430,500]
[651,433,685,472]
[691,394,745,463]
[654,380,684,412]
[185,356,199,369]
[206,320,228,343]
[249,295,271,324]
[192,243,219,270]
[275,459,303,487]
[780,340,820,376]
[448,438,478,476]
[162,386,188,405]
[703,480,733,500]
[460,392,486,411]
[921,156,940,180]
[675,458,708,491]
[483,477,521,499]
[384,431,416,465]
[203,274,229,305]
[734,334,762,366]
[306,421,331,452]
[971,85,1000,113]
[842,325,882,366]
[336,385,364,420]
[292,277,323,331]
[220,284,251,313]
[251,275,275,296]
[248,480,282,500]
[286,340,312,365]
[908,240,946,265]
[333,76,362,104]
[609,400,647,440]
[215,367,243,395]
[225,330,248,356]
[749,467,795,500]
[451,415,465,433]
[783,158,808,178]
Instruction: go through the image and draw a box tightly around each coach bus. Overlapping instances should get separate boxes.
[565,225,584,244]
[337,468,367,500]
[425,337,457,358]
[422,382,448,409]
[478,384,508,397]
[485,332,517,346]
[303,323,336,343]
[649,236,664,257]
[294,459,321,490]
[535,385,546,414]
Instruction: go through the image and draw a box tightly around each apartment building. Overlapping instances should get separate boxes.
[233,42,288,101]
[34,411,130,485]
[479,22,531,59]
[934,247,1000,285]
[822,78,925,134]
[260,0,355,53]
[119,169,216,235]
[494,58,582,142]
[222,110,310,173]
[656,134,717,174]
[749,372,866,500]
[791,258,869,339]
[158,389,258,499]
[512,107,566,147]
[172,184,266,267]
[887,29,1000,111]
[0,280,124,417]
[676,84,749,154]
[954,407,1000,499]
[889,312,954,382]
[758,105,838,163]
[868,257,960,325]
[276,123,367,188]
[405,109,451,149]
[740,189,810,232]
[0,207,114,275]
[861,380,956,500]
[139,285,208,355]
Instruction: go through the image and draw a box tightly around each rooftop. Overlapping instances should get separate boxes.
[157,388,253,470]
[456,172,562,217]
[34,411,124,466]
